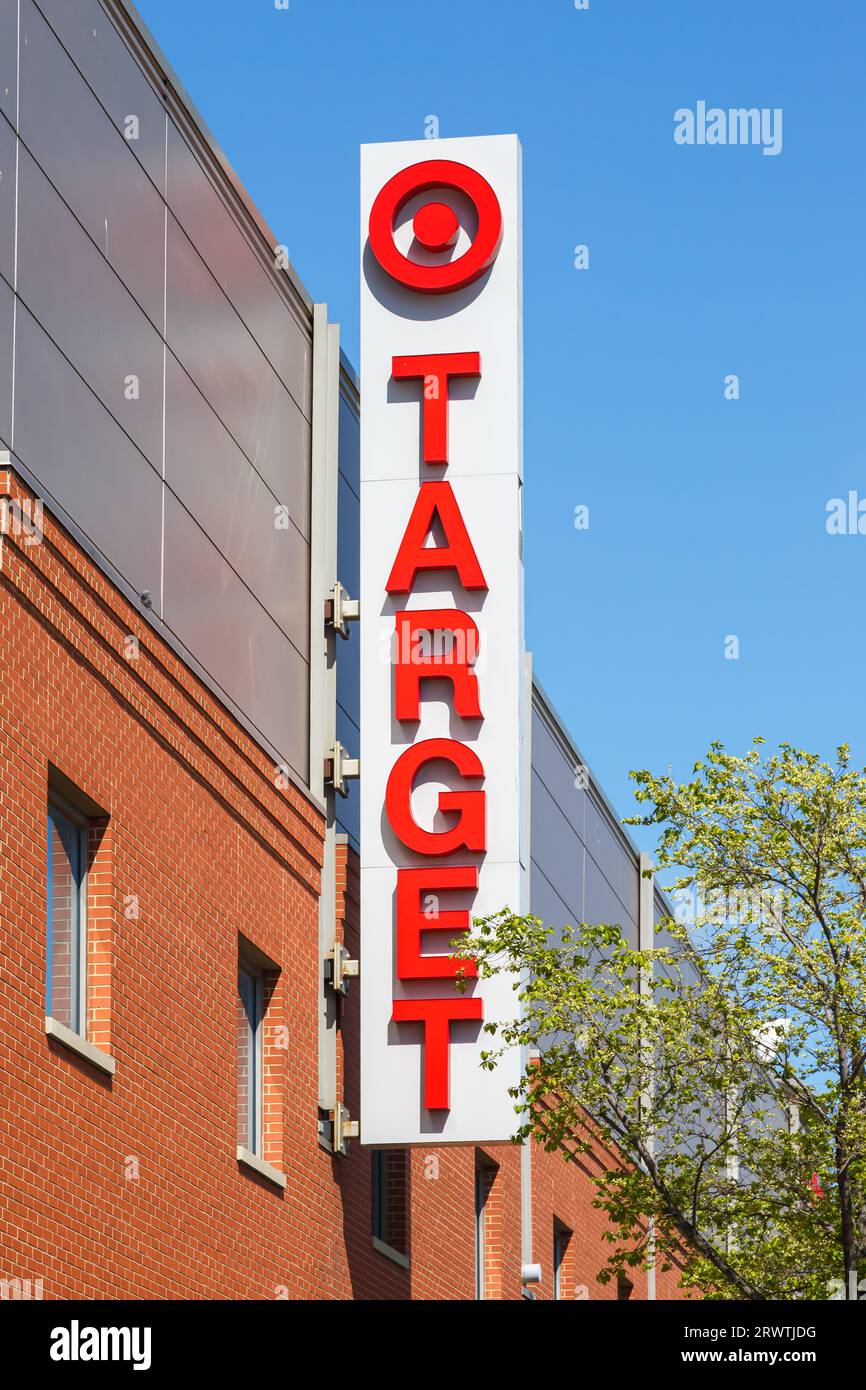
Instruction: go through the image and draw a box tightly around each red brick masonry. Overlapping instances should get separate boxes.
[0,470,688,1300]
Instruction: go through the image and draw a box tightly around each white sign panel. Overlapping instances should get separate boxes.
[360,135,526,1145]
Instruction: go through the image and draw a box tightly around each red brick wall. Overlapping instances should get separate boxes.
[0,467,334,1300]
[0,470,692,1302]
[528,1100,691,1301]
[335,841,692,1301]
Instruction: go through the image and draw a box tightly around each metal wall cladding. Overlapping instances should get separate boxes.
[162,489,310,782]
[165,212,311,539]
[583,852,639,948]
[333,394,358,845]
[529,702,640,946]
[18,0,165,328]
[531,709,587,842]
[164,350,310,658]
[33,0,166,192]
[654,902,703,988]
[335,393,361,845]
[4,0,315,786]
[0,115,15,289]
[530,771,584,927]
[338,391,360,494]
[16,145,164,469]
[530,868,576,945]
[336,463,360,707]
[335,702,360,849]
[584,794,640,926]
[166,120,311,418]
[0,275,12,446]
[13,301,162,602]
[0,1,16,127]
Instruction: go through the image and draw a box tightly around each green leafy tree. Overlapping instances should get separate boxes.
[456,741,866,1300]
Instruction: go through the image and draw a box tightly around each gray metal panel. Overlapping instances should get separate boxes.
[166,119,311,417]
[18,0,164,327]
[529,864,577,938]
[584,795,640,926]
[335,702,360,849]
[4,0,316,791]
[0,274,12,445]
[13,301,162,603]
[337,459,360,589]
[16,144,163,469]
[584,854,639,947]
[530,706,587,843]
[0,114,15,287]
[335,392,361,848]
[33,0,166,192]
[0,1,16,127]
[164,351,310,658]
[335,469,360,722]
[654,908,703,989]
[162,489,309,782]
[338,393,360,494]
[529,770,583,926]
[165,211,311,538]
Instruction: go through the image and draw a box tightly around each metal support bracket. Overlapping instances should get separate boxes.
[325,942,360,996]
[324,741,360,798]
[326,581,360,640]
[330,1103,360,1157]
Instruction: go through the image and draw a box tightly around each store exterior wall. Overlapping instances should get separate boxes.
[0,0,313,783]
[0,0,693,1301]
[0,465,336,1299]
[0,477,686,1299]
[530,684,642,950]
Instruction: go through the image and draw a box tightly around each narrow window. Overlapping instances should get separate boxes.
[372,1149,408,1258]
[474,1156,499,1299]
[474,1164,486,1299]
[46,794,89,1036]
[372,1150,388,1242]
[237,962,263,1156]
[554,1220,573,1300]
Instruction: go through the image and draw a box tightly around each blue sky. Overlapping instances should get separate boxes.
[136,0,866,852]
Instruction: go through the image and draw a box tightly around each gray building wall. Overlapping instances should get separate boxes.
[530,682,642,946]
[0,0,313,782]
[1,0,673,917]
[529,682,699,999]
[335,380,361,850]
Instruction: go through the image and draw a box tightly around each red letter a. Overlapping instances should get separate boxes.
[386,482,487,595]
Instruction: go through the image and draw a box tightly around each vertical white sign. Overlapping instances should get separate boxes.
[360,135,525,1145]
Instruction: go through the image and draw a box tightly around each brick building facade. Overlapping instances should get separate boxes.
[0,467,688,1300]
[0,0,691,1302]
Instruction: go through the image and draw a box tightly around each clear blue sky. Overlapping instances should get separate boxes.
[136,0,866,850]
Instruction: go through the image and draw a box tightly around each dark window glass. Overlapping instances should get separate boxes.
[237,964,261,1153]
[47,800,87,1033]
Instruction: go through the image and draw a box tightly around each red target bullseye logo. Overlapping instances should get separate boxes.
[369,159,503,295]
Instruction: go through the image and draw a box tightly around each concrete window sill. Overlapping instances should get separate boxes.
[372,1236,410,1270]
[237,1146,287,1190]
[45,1017,116,1077]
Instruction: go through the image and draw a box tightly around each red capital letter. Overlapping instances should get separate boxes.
[392,352,481,466]
[396,865,479,980]
[394,609,482,721]
[385,738,485,856]
[392,997,484,1110]
[386,482,487,595]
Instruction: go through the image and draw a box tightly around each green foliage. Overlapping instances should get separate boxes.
[455,740,866,1300]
